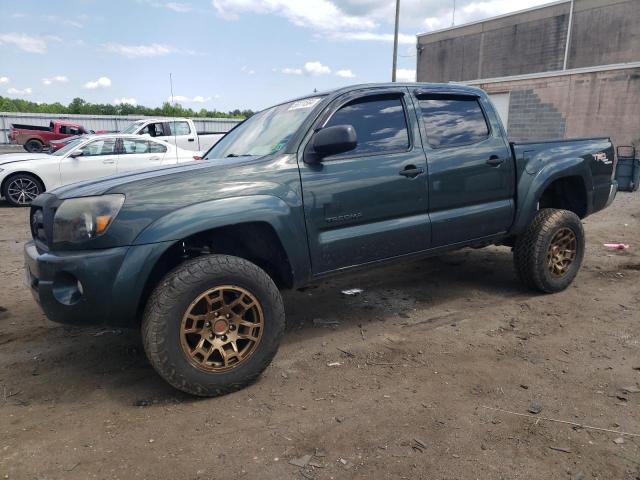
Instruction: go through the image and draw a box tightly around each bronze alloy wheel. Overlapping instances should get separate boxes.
[180,285,264,372]
[547,227,577,277]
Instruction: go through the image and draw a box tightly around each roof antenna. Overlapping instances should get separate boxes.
[169,72,179,163]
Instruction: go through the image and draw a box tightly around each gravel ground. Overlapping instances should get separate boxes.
[0,192,638,480]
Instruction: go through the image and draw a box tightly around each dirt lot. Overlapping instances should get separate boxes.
[0,193,638,480]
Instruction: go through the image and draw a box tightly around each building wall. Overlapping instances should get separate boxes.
[416,0,639,83]
[478,67,640,147]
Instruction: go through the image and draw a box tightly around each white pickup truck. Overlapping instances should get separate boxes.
[120,118,230,153]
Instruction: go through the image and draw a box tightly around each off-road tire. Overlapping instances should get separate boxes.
[142,254,285,396]
[514,208,585,293]
[24,139,44,153]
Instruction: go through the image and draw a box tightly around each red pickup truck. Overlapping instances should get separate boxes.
[9,121,90,152]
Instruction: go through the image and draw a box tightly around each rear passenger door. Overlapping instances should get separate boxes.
[414,91,515,246]
[299,89,430,273]
[167,121,197,150]
[117,138,163,173]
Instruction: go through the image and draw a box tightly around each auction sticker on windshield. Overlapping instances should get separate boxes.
[288,98,321,111]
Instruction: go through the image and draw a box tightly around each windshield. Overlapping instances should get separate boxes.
[121,120,145,134]
[205,97,324,159]
[51,138,86,156]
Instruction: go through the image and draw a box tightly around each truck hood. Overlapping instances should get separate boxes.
[0,153,51,165]
[51,156,266,199]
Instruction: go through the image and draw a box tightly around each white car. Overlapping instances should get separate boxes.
[0,134,199,206]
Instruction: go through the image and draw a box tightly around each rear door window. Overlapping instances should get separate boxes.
[324,96,410,158]
[418,96,489,148]
[169,121,191,135]
[148,140,167,153]
[122,139,151,154]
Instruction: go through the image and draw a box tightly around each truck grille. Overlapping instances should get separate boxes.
[30,207,47,243]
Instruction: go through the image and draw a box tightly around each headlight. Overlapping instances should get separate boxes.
[53,194,125,244]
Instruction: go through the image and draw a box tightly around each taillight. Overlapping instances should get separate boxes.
[193,155,202,160]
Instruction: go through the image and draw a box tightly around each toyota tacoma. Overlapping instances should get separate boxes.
[24,83,618,396]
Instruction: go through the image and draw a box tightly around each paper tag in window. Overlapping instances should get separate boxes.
[288,98,321,111]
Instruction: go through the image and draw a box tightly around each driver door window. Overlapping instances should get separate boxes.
[300,93,429,272]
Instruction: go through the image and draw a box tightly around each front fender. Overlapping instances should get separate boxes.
[133,194,311,284]
[511,156,592,234]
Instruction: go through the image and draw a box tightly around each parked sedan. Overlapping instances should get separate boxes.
[0,134,199,206]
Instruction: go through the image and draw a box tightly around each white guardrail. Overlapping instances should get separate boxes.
[0,112,242,144]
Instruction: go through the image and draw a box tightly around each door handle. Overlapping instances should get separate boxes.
[149,156,161,161]
[102,159,115,164]
[188,138,195,142]
[486,155,505,166]
[399,165,425,178]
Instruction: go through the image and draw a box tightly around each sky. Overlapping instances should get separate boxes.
[0,0,556,111]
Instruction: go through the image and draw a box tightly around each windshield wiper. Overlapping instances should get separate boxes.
[225,153,253,158]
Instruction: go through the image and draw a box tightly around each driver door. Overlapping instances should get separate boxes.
[299,89,430,273]
[59,138,118,184]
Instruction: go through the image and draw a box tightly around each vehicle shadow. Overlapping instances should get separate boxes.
[6,246,530,406]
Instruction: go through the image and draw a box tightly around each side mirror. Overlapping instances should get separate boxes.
[306,125,357,163]
[69,150,84,158]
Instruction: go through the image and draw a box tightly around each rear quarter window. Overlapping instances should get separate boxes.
[419,97,489,148]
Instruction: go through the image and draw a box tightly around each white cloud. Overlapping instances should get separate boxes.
[330,31,415,44]
[113,97,137,105]
[103,42,187,58]
[209,0,552,46]
[138,0,194,12]
[281,67,303,75]
[192,95,212,103]
[281,61,332,76]
[0,76,9,85]
[304,61,331,75]
[7,87,32,96]
[42,15,84,28]
[83,76,112,89]
[0,32,61,54]
[166,2,193,12]
[42,75,69,86]
[211,0,376,31]
[395,68,416,82]
[168,94,215,103]
[241,65,256,75]
[335,69,355,78]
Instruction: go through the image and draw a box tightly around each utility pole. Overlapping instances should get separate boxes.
[391,0,400,81]
[452,0,456,26]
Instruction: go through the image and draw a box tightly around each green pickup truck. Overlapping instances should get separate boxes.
[24,83,618,396]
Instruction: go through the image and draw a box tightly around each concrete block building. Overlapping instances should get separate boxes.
[416,0,640,148]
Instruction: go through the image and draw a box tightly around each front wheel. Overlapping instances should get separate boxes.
[2,173,44,207]
[513,208,585,293]
[142,254,285,396]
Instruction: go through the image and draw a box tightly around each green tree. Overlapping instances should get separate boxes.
[0,96,251,119]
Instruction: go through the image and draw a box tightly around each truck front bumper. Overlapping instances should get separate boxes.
[24,240,174,327]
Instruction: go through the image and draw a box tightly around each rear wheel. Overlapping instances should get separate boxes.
[142,254,285,396]
[513,208,585,293]
[2,173,44,207]
[24,139,44,153]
